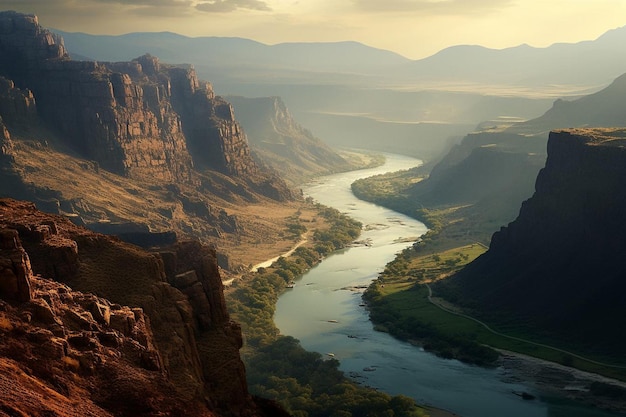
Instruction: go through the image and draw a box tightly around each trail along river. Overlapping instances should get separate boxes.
[273,153,625,417]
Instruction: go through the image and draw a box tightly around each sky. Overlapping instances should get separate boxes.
[1,0,625,59]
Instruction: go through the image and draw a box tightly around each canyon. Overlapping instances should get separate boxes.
[0,11,343,275]
[439,128,626,358]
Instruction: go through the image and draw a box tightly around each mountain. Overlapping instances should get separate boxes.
[52,24,626,162]
[225,95,354,184]
[404,71,626,243]
[56,25,626,91]
[0,198,287,416]
[0,11,295,265]
[506,72,626,135]
[54,30,410,81]
[53,28,558,161]
[397,25,626,88]
[437,129,626,359]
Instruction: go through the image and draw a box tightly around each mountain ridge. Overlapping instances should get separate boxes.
[437,128,626,358]
[54,24,626,90]
[0,11,304,260]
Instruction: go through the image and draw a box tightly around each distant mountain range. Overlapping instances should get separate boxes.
[400,25,626,87]
[53,26,626,159]
[53,30,408,82]
[56,25,626,90]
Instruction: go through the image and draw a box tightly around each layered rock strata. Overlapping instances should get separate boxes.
[0,198,277,416]
[0,11,266,184]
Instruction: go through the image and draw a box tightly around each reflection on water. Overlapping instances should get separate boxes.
[274,153,625,417]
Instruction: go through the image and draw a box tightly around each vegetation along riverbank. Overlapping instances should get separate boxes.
[225,203,436,417]
[353,164,626,411]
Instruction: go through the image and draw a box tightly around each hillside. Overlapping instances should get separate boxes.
[397,71,626,243]
[225,95,354,185]
[0,198,286,416]
[0,11,308,273]
[437,129,626,360]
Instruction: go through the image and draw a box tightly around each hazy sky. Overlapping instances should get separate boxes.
[2,0,625,59]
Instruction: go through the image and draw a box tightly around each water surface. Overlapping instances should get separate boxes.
[274,153,623,417]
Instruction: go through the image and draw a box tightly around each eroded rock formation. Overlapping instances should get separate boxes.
[0,198,281,416]
[0,11,293,259]
[226,95,353,184]
[0,10,284,188]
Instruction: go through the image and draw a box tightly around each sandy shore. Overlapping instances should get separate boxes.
[496,349,626,413]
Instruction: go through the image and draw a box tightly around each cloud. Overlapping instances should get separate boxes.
[92,0,192,6]
[196,0,272,13]
[0,0,194,17]
[0,0,190,7]
[353,0,512,14]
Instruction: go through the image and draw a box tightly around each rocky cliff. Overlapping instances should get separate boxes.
[440,128,626,357]
[0,11,265,182]
[404,71,626,245]
[0,11,294,262]
[226,95,353,184]
[0,198,284,416]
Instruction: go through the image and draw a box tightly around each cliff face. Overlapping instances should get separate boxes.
[0,11,275,184]
[226,95,353,184]
[0,11,294,263]
[409,132,545,207]
[443,128,626,355]
[0,199,277,416]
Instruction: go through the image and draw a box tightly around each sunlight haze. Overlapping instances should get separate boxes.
[1,0,624,59]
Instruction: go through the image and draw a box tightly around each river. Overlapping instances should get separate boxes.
[274,153,624,417]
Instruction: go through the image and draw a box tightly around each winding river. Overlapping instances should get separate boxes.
[274,153,624,417]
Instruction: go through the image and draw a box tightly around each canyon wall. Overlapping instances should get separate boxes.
[0,198,280,416]
[0,10,265,184]
[442,128,626,356]
[226,95,352,184]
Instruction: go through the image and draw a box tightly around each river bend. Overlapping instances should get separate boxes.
[274,153,623,417]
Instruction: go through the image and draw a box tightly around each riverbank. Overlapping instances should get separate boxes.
[498,350,626,414]
[225,202,443,417]
[268,152,626,417]
[352,162,626,415]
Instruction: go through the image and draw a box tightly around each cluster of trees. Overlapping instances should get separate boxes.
[351,170,420,220]
[226,205,427,417]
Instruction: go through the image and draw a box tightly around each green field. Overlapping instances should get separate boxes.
[365,242,626,380]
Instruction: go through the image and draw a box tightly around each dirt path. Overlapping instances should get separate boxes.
[250,236,309,272]
[223,235,309,286]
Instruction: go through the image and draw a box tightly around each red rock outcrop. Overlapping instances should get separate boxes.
[0,11,267,184]
[0,228,33,302]
[0,199,281,416]
[0,76,38,130]
[0,223,211,416]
